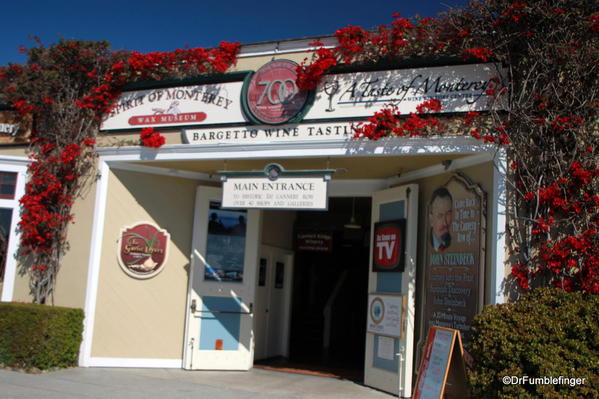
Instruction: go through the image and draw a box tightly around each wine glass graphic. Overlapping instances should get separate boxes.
[323,80,340,112]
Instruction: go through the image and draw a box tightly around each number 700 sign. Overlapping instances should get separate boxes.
[256,79,298,105]
[244,59,311,124]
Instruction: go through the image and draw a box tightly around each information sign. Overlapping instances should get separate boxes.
[222,176,328,210]
[366,294,406,338]
[413,327,470,399]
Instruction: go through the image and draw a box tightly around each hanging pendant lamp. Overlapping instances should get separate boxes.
[344,197,362,229]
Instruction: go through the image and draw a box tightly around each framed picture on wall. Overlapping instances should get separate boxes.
[259,258,267,286]
[275,261,284,289]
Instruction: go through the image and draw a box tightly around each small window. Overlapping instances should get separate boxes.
[0,172,17,199]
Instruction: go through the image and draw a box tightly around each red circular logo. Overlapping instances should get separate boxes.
[245,60,309,124]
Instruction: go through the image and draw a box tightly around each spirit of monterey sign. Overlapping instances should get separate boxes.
[100,82,245,130]
[220,163,333,210]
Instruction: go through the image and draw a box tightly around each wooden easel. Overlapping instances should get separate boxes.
[413,327,470,399]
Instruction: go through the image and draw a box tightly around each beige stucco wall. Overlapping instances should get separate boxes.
[0,150,96,307]
[90,169,197,359]
[0,146,28,158]
[10,188,96,306]
[51,172,98,308]
[96,129,183,148]
[233,53,308,73]
[261,210,296,250]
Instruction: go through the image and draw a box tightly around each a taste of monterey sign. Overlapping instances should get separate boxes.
[100,61,505,139]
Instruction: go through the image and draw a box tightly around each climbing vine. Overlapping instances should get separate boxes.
[0,0,596,303]
[297,0,598,294]
[0,40,239,303]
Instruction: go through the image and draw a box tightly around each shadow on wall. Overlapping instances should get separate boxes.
[111,168,202,278]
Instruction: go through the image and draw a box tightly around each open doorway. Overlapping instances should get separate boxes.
[255,197,371,381]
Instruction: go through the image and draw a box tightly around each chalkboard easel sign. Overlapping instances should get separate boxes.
[413,326,470,399]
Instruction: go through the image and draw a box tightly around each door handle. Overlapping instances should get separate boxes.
[191,299,253,314]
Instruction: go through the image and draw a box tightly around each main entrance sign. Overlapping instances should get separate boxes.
[242,59,311,125]
[220,163,334,210]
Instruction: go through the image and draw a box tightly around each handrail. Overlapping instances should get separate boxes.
[195,310,252,315]
[322,269,348,349]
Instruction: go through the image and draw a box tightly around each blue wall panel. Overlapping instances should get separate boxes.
[199,296,242,351]
[373,199,405,371]
[372,335,400,372]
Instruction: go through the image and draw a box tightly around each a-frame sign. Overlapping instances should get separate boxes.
[413,327,470,399]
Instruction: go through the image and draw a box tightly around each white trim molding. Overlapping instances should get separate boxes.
[388,152,494,186]
[0,155,31,167]
[96,136,494,162]
[238,36,337,58]
[88,357,182,368]
[0,157,29,302]
[109,161,218,181]
[79,160,110,367]
[491,148,507,304]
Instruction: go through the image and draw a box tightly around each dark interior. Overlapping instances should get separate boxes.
[286,197,372,380]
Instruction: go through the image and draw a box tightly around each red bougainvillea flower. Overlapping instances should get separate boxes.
[353,100,446,140]
[463,48,494,62]
[415,99,442,114]
[336,25,369,63]
[296,44,337,91]
[12,99,37,115]
[140,127,165,148]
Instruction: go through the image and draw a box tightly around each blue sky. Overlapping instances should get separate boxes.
[2,0,467,66]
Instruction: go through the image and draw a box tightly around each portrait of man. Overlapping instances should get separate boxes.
[429,187,453,252]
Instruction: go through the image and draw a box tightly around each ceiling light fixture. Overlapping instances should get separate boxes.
[344,197,362,229]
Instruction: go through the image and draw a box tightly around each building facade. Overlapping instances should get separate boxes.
[0,38,508,397]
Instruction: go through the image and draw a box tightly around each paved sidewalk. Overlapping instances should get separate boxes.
[0,367,394,399]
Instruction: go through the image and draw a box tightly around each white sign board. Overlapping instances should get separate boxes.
[377,335,396,361]
[101,63,505,138]
[100,81,246,130]
[0,123,20,136]
[222,177,328,210]
[305,63,506,120]
[183,121,355,145]
[367,294,404,338]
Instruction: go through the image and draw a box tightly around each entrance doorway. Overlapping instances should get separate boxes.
[184,183,419,395]
[256,197,371,381]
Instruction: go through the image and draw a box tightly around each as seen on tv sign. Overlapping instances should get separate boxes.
[373,219,406,272]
